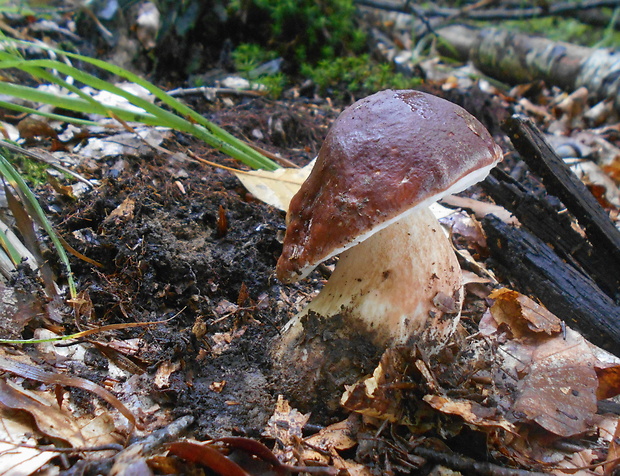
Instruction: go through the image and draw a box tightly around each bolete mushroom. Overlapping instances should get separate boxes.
[273,90,502,410]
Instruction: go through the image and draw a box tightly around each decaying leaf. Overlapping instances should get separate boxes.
[0,379,85,447]
[154,360,181,390]
[263,395,309,447]
[487,289,619,437]
[489,288,562,337]
[424,395,517,434]
[0,406,58,476]
[441,194,520,225]
[102,196,136,227]
[596,364,620,400]
[511,332,598,437]
[341,347,411,423]
[304,413,360,453]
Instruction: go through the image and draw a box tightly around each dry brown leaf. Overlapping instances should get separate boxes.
[0,379,86,447]
[595,365,620,400]
[0,406,57,476]
[341,348,409,422]
[423,395,517,434]
[512,344,598,437]
[47,173,76,199]
[154,360,181,390]
[17,116,58,141]
[489,288,562,337]
[441,194,520,225]
[484,289,620,441]
[304,413,360,452]
[103,197,136,227]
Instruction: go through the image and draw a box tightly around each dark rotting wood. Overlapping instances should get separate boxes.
[482,215,620,356]
[502,115,620,277]
[482,169,620,301]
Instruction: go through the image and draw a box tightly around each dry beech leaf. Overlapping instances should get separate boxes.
[47,173,76,199]
[17,116,58,141]
[596,365,620,400]
[0,354,139,430]
[485,289,620,438]
[511,331,598,437]
[489,288,562,337]
[423,395,517,434]
[234,160,314,211]
[571,160,620,208]
[154,360,181,390]
[103,196,136,227]
[303,413,360,453]
[0,406,57,476]
[441,194,520,225]
[0,379,85,447]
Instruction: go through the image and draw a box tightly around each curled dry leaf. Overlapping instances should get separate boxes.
[489,288,562,337]
[423,395,517,434]
[154,360,181,390]
[102,196,136,227]
[0,354,139,430]
[341,347,411,423]
[0,379,85,447]
[301,413,360,465]
[0,406,57,476]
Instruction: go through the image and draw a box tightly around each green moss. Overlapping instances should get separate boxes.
[11,155,49,187]
[231,0,366,69]
[232,43,286,98]
[303,55,421,100]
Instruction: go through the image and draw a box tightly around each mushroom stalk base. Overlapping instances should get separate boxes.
[272,207,463,411]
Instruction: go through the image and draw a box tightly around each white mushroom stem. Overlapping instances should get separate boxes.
[273,206,462,362]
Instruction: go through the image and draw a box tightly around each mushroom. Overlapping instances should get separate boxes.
[273,90,502,410]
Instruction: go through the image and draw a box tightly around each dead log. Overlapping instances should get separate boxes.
[482,214,620,356]
[477,114,620,355]
[356,0,620,21]
[482,168,620,300]
[501,115,620,277]
[436,25,620,110]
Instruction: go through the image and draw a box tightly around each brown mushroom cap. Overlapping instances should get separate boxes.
[277,89,503,283]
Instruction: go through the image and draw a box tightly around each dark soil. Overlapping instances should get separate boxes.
[50,96,340,438]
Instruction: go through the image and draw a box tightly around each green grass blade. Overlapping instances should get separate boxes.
[0,39,281,170]
[0,219,26,266]
[0,81,164,125]
[0,154,76,298]
[0,100,103,127]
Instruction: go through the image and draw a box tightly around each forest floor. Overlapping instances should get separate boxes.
[2,5,620,476]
